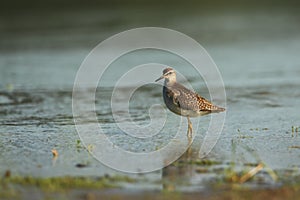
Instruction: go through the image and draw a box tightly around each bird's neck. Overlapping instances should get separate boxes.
[164,77,176,86]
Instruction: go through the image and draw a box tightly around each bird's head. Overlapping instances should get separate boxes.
[155,67,177,84]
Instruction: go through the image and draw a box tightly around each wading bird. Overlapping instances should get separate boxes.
[155,67,225,138]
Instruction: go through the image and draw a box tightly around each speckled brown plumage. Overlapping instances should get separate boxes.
[155,67,225,137]
[163,82,225,117]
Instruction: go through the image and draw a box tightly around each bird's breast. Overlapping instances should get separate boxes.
[162,87,201,117]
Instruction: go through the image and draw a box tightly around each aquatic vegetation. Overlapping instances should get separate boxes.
[289,146,300,149]
[1,174,136,193]
[0,175,120,199]
[291,126,299,137]
[249,128,269,131]
[219,140,278,185]
[76,140,82,149]
[75,139,94,153]
[223,163,264,184]
[87,144,95,153]
[236,129,254,139]
[172,159,221,167]
[51,149,58,157]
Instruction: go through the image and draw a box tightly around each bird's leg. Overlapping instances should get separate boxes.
[187,116,193,139]
[186,116,193,158]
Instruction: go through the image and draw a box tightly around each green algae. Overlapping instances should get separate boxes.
[1,174,136,192]
[172,159,221,167]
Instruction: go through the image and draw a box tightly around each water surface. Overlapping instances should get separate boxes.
[0,1,300,193]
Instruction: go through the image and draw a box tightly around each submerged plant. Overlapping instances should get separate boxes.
[291,126,299,137]
[222,140,278,184]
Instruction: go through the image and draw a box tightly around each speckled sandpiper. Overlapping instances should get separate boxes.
[155,67,225,138]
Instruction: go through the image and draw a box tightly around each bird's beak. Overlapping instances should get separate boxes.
[155,75,165,82]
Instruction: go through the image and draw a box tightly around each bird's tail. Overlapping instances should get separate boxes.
[211,105,225,113]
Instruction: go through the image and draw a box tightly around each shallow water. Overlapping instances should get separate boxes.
[1,1,300,193]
